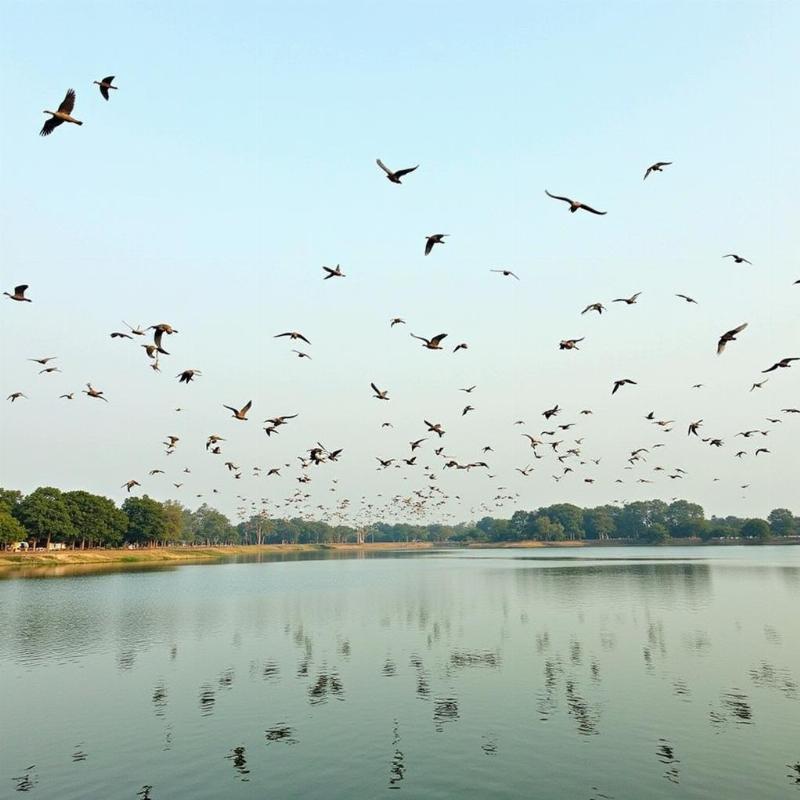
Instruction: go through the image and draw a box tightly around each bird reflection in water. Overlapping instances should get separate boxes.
[198,685,216,716]
[13,766,38,792]
[565,680,600,736]
[481,734,498,756]
[382,658,397,676]
[152,682,167,717]
[225,746,250,781]
[749,661,798,699]
[657,738,680,784]
[218,668,235,689]
[265,723,298,746]
[388,719,405,788]
[262,661,280,681]
[671,679,691,701]
[433,697,459,732]
[136,786,153,800]
[72,743,88,762]
[787,762,800,786]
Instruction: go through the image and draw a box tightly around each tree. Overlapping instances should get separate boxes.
[192,504,235,544]
[15,487,75,549]
[0,488,23,516]
[162,500,187,544]
[541,504,584,540]
[584,506,617,540]
[0,512,27,546]
[64,490,127,548]
[665,500,705,537]
[646,522,669,544]
[768,508,796,537]
[741,518,771,541]
[532,516,565,541]
[122,496,168,546]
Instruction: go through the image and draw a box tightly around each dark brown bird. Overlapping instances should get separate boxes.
[675,294,697,304]
[688,420,703,436]
[723,254,751,265]
[545,190,606,215]
[581,302,605,315]
[717,323,748,354]
[371,382,389,400]
[110,332,133,339]
[762,357,798,373]
[177,369,202,383]
[613,292,641,305]
[453,343,468,353]
[490,269,520,280]
[424,234,448,255]
[390,317,405,327]
[7,392,27,402]
[612,378,637,394]
[94,76,118,100]
[559,338,584,350]
[29,356,57,365]
[411,333,447,350]
[275,331,311,345]
[4,285,31,302]
[41,89,82,136]
[643,161,672,180]
[83,383,108,402]
[322,264,344,279]
[376,159,418,184]
[122,479,140,492]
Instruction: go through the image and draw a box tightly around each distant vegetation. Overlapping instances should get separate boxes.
[0,487,797,549]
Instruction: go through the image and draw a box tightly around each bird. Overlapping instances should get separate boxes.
[750,379,768,391]
[292,350,311,359]
[29,357,57,365]
[613,292,641,305]
[275,331,311,345]
[453,343,468,353]
[723,254,751,264]
[643,161,672,180]
[390,318,406,327]
[322,264,345,279]
[4,285,31,302]
[7,392,27,402]
[123,321,147,336]
[410,333,447,350]
[40,89,82,136]
[542,404,560,419]
[410,439,426,451]
[370,383,390,400]
[688,420,703,436]
[83,383,108,402]
[424,420,446,437]
[559,338,584,351]
[462,405,475,416]
[545,190,606,215]
[460,385,476,393]
[93,76,118,100]
[223,401,252,420]
[177,369,202,383]
[39,367,61,374]
[675,294,697,304]
[612,379,637,395]
[149,323,178,353]
[717,323,748,354]
[581,302,605,315]
[762,357,798,373]
[490,269,520,280]
[59,393,74,400]
[206,435,225,450]
[424,234,448,255]
[110,331,133,339]
[376,159,418,184]
[121,480,140,493]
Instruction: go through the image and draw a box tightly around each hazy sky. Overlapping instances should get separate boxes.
[1,1,798,525]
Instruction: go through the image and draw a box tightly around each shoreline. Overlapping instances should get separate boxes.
[1,537,797,569]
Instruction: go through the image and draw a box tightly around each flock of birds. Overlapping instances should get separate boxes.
[4,80,799,531]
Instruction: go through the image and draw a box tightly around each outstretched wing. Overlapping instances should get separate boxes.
[376,158,392,175]
[40,117,63,136]
[545,190,571,204]
[100,84,109,100]
[15,285,29,296]
[429,333,448,346]
[241,400,252,415]
[102,76,115,84]
[296,333,311,345]
[58,89,76,114]
[579,203,607,215]
[424,238,434,256]
[393,165,418,179]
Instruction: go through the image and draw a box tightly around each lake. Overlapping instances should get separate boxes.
[1,546,798,799]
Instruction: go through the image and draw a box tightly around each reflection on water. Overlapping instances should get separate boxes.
[1,546,799,799]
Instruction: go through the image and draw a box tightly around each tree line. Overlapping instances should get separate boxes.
[1,487,798,549]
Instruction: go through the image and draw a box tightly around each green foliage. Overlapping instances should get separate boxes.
[768,508,797,537]
[0,511,27,545]
[15,487,75,547]
[741,518,771,541]
[0,488,23,515]
[122,495,168,545]
[64,490,128,547]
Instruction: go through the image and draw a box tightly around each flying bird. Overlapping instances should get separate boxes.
[762,357,798,373]
[275,331,311,345]
[581,302,605,315]
[177,369,202,383]
[7,392,27,402]
[559,338,584,351]
[223,400,252,420]
[675,294,697,304]
[83,383,108,402]
[424,234,448,255]
[545,190,606,215]
[40,89,82,136]
[717,323,748,354]
[390,318,405,327]
[410,333,447,350]
[723,254,751,265]
[370,382,390,400]
[643,161,672,180]
[490,269,520,280]
[613,292,642,305]
[376,159,418,184]
[612,379,637,395]
[322,265,344,279]
[93,76,118,100]
[4,285,31,302]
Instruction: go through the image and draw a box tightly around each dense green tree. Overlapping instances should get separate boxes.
[64,490,128,548]
[584,506,616,540]
[541,504,584,540]
[122,495,168,546]
[162,500,188,544]
[741,518,771,541]
[15,487,75,549]
[0,512,28,546]
[665,500,705,537]
[533,516,565,541]
[768,508,796,537]
[0,488,23,516]
[192,504,236,544]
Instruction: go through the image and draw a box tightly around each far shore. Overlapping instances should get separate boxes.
[1,536,797,570]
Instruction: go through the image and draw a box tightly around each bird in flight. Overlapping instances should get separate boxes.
[559,338,584,351]
[390,317,405,327]
[7,392,27,402]
[424,234,448,256]
[675,294,697,304]
[643,161,672,180]
[376,159,418,184]
[581,302,605,315]
[322,265,344,279]
[121,479,141,492]
[177,369,202,384]
[723,254,751,264]
[29,357,57,365]
[453,342,468,353]
[750,379,768,391]
[762,357,798,373]
[410,333,447,350]
[4,284,31,302]
[370,383,390,400]
[41,89,83,136]
[83,383,108,402]
[275,331,311,345]
[613,292,642,305]
[490,269,520,280]
[717,323,748,354]
[612,378,637,394]
[224,400,252,420]
[545,190,606,215]
[94,76,118,100]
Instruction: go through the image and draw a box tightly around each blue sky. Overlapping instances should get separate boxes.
[1,1,798,524]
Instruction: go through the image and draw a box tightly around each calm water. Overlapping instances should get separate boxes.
[1,546,799,799]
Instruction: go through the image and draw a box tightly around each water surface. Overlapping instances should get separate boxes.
[1,546,798,798]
